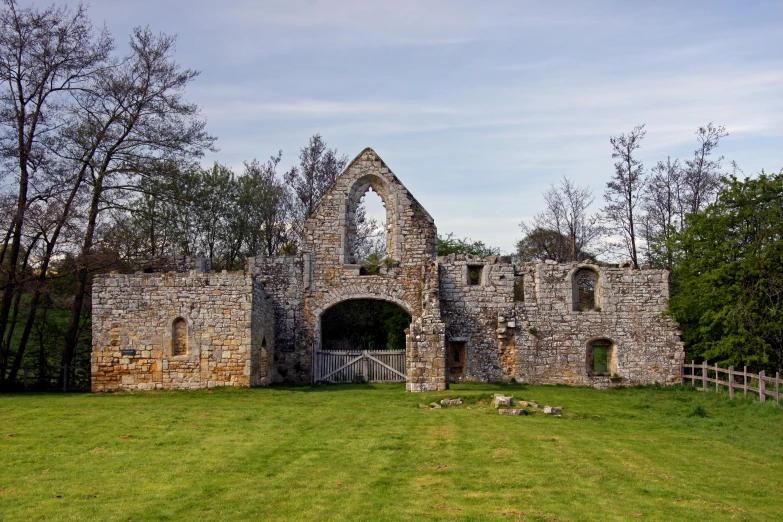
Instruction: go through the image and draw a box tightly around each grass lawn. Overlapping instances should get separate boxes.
[1,383,782,521]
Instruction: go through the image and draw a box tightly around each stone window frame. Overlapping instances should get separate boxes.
[569,265,604,312]
[341,173,401,266]
[586,337,618,377]
[463,263,487,287]
[169,315,197,360]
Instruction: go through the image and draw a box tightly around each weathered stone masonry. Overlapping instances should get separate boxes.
[92,147,684,392]
[91,270,274,391]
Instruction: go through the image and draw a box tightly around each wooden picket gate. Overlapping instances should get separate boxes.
[314,350,406,383]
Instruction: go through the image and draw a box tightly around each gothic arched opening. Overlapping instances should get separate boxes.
[344,175,397,268]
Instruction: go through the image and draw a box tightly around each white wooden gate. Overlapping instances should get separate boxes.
[314,350,406,383]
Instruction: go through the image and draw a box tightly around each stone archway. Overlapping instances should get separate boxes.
[314,298,412,383]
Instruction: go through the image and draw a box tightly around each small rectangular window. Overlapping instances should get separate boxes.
[514,275,524,302]
[467,266,482,286]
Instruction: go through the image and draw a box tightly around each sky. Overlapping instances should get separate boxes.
[58,0,783,253]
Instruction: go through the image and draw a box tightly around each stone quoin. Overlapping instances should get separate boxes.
[91,148,685,392]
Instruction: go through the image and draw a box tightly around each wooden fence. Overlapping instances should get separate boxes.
[681,361,780,404]
[19,364,91,392]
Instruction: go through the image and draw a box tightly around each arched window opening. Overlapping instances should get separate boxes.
[573,268,600,311]
[347,187,387,266]
[587,339,615,376]
[172,317,188,356]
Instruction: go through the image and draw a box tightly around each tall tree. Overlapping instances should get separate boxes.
[604,124,647,268]
[241,153,290,257]
[641,157,683,269]
[520,175,602,263]
[670,171,783,373]
[0,0,111,383]
[60,27,215,376]
[284,134,347,243]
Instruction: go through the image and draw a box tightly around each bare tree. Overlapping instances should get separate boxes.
[683,122,727,215]
[604,124,647,268]
[60,27,215,376]
[0,0,111,384]
[284,134,348,244]
[519,175,603,262]
[641,157,684,269]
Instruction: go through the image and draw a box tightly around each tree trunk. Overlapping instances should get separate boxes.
[62,172,105,381]
[0,235,36,385]
[0,164,29,365]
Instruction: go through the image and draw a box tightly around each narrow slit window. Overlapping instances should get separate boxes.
[172,317,188,356]
[514,275,524,302]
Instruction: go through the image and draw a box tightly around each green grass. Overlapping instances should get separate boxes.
[1,383,782,521]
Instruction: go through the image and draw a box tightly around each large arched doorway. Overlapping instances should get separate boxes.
[314,299,411,383]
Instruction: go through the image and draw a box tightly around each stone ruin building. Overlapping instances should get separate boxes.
[91,148,685,392]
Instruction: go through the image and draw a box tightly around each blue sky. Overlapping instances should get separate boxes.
[62,0,781,253]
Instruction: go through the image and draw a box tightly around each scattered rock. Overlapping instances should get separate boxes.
[429,402,441,409]
[119,434,132,439]
[492,394,514,408]
[544,406,562,415]
[498,409,527,416]
[419,403,428,408]
[440,398,463,406]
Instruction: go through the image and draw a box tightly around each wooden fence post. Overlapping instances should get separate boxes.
[759,370,766,403]
[680,360,684,385]
[715,363,720,392]
[776,372,780,405]
[23,365,28,390]
[702,360,708,391]
[728,366,734,398]
[743,366,748,397]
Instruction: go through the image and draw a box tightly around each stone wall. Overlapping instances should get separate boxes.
[91,271,274,391]
[439,256,684,387]
[91,147,684,393]
[246,255,306,382]
[438,255,517,383]
[136,256,211,274]
[299,148,446,391]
